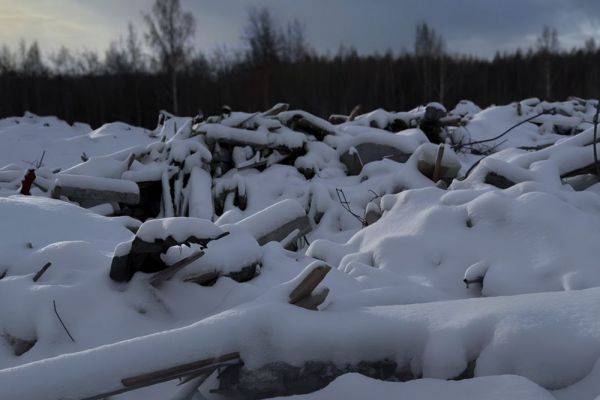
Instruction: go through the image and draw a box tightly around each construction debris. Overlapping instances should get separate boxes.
[50,174,139,207]
[229,199,311,247]
[5,98,600,400]
[109,218,225,282]
[415,143,461,182]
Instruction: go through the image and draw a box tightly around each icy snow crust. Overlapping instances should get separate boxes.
[1,100,600,399]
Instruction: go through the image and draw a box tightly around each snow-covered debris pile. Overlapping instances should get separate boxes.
[3,97,600,399]
[267,373,555,400]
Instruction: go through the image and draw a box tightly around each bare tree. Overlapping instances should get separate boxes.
[105,23,145,74]
[242,7,284,108]
[20,41,47,76]
[243,7,281,66]
[415,22,444,58]
[0,45,16,73]
[104,41,129,74]
[537,26,560,54]
[76,50,103,75]
[281,18,310,62]
[537,25,559,99]
[585,38,597,53]
[49,46,78,76]
[414,22,446,103]
[143,0,196,114]
[125,23,144,73]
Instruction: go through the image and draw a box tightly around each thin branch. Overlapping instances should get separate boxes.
[36,150,46,169]
[335,188,365,225]
[53,300,75,342]
[455,109,554,152]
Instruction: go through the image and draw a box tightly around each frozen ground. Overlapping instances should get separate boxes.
[0,99,599,399]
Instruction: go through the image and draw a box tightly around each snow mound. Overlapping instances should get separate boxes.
[268,373,554,400]
[309,182,600,300]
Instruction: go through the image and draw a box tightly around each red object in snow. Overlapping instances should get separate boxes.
[19,169,36,195]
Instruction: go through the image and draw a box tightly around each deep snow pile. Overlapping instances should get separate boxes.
[1,97,600,399]
[309,182,600,302]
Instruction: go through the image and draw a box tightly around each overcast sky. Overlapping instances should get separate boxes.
[1,0,600,58]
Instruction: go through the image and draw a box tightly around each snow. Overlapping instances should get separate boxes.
[3,287,600,399]
[335,127,428,155]
[278,110,335,134]
[3,99,600,399]
[201,123,305,152]
[0,196,133,272]
[51,174,140,195]
[314,183,600,299]
[135,217,224,242]
[0,113,155,172]
[163,230,261,277]
[225,198,307,241]
[187,167,214,219]
[268,373,554,400]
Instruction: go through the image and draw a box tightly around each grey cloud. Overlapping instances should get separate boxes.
[2,0,600,58]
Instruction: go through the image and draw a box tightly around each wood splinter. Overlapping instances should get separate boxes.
[32,262,52,282]
[432,143,445,183]
[122,352,240,389]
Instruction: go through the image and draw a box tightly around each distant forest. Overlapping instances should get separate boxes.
[0,0,598,128]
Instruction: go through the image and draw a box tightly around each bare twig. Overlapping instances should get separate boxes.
[303,236,310,246]
[53,300,75,342]
[483,139,508,154]
[367,189,382,202]
[463,157,485,179]
[335,188,366,225]
[455,109,554,152]
[35,150,46,169]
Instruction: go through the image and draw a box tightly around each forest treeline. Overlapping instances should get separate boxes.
[0,0,598,128]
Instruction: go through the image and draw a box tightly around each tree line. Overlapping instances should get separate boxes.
[0,0,598,128]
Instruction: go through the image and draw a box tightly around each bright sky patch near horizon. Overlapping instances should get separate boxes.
[0,0,599,58]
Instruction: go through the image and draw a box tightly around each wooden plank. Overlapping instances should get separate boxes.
[81,353,240,400]
[52,185,139,205]
[289,264,331,305]
[257,215,312,246]
[149,250,205,288]
[293,287,329,310]
[262,103,290,117]
[121,352,240,388]
[347,104,362,122]
[183,270,220,286]
[432,143,445,182]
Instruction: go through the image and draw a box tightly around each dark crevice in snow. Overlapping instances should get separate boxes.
[2,333,36,357]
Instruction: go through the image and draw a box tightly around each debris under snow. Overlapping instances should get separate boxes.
[2,97,600,399]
